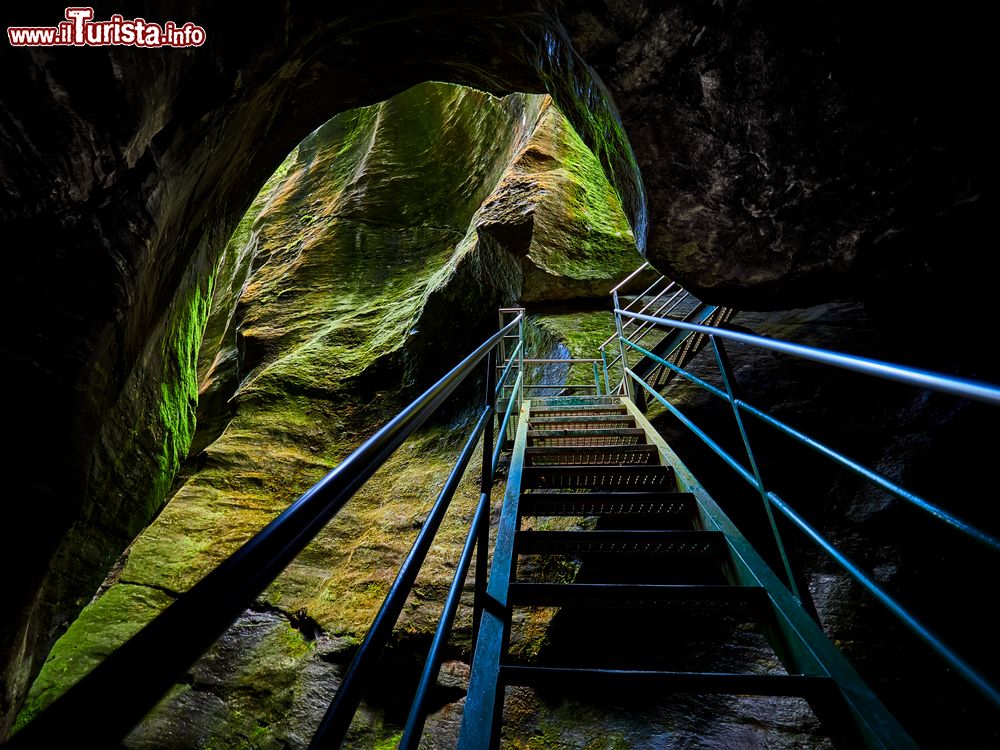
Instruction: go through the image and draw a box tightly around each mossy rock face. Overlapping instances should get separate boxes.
[475,100,642,303]
[17,82,643,746]
[527,309,620,390]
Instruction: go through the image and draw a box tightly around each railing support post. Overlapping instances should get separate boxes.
[709,336,807,608]
[517,314,525,412]
[613,290,633,398]
[474,349,496,644]
[600,347,611,394]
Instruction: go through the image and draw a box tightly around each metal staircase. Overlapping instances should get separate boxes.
[458,393,915,749]
[596,262,737,406]
[11,265,1000,749]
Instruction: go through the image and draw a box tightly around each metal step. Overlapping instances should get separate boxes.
[518,491,695,518]
[525,445,659,467]
[514,529,725,556]
[521,465,674,490]
[531,395,620,407]
[528,415,636,430]
[500,666,832,697]
[527,428,647,447]
[508,583,767,611]
[530,405,628,418]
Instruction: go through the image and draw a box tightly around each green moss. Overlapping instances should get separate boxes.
[271,621,310,660]
[585,735,632,749]
[219,152,294,274]
[9,702,39,736]
[13,584,174,731]
[529,310,617,387]
[492,100,643,303]
[374,730,403,750]
[248,723,270,743]
[536,37,648,250]
[522,722,563,750]
[508,606,556,662]
[543,111,639,278]
[153,270,216,505]
[26,82,644,746]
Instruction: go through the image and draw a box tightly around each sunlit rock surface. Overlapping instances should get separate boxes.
[2,3,994,745]
[17,82,641,747]
[0,5,643,725]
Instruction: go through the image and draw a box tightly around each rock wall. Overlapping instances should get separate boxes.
[14,82,642,746]
[0,4,644,727]
[1,2,994,742]
[642,302,1000,749]
[559,1,995,308]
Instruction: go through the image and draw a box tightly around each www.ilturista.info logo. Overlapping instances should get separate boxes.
[7,7,206,47]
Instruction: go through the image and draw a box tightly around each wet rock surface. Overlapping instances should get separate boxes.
[15,83,643,746]
[644,301,1000,748]
[0,4,643,727]
[560,1,995,308]
[1,3,995,745]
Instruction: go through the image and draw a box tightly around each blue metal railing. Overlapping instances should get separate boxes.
[598,266,699,395]
[610,303,1000,709]
[8,312,526,749]
[522,357,604,397]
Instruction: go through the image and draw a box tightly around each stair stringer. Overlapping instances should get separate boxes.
[459,401,531,750]
[619,397,917,750]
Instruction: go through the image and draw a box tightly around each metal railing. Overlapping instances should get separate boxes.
[610,304,1000,710]
[522,358,604,396]
[598,266,699,396]
[496,308,525,441]
[8,313,526,749]
[505,305,606,399]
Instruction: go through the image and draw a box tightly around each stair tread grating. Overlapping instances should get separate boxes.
[522,465,675,489]
[529,422,637,432]
[514,529,725,556]
[530,406,629,418]
[531,396,621,407]
[528,428,646,447]
[508,582,767,610]
[499,665,833,697]
[518,492,694,517]
[526,444,659,466]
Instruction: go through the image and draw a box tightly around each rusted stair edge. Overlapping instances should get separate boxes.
[617,397,917,750]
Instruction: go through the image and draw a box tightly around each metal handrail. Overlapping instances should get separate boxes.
[763,490,1000,708]
[627,289,690,348]
[617,278,675,334]
[492,370,523,474]
[522,352,605,396]
[600,287,693,391]
[627,371,1000,709]
[599,263,660,348]
[495,339,523,399]
[622,336,1000,552]
[522,357,601,364]
[401,364,524,748]
[621,274,667,314]
[614,304,1000,709]
[9,313,524,749]
[313,405,494,745]
[618,308,1000,407]
[621,279,677,330]
[608,260,650,293]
